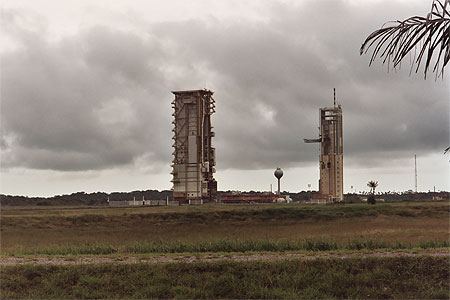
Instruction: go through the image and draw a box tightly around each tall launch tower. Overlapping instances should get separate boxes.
[171,89,217,204]
[304,89,343,203]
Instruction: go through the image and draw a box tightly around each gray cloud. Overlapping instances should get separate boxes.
[1,0,448,173]
[1,19,172,171]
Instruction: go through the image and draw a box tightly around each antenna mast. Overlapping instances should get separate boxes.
[414,155,418,201]
[333,88,336,107]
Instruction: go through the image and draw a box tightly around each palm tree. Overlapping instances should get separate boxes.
[367,181,379,195]
[367,181,379,204]
[360,0,450,79]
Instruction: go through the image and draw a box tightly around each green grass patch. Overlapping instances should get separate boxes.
[1,256,448,299]
[5,238,449,256]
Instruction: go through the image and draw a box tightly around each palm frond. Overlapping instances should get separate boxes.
[360,0,450,79]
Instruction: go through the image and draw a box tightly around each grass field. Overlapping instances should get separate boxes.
[1,202,449,299]
[4,238,449,256]
[1,202,449,253]
[2,256,449,299]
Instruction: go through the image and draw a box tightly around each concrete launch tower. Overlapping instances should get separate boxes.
[171,89,217,204]
[304,89,343,203]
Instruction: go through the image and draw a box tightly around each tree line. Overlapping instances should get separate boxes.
[0,190,447,206]
[0,190,172,206]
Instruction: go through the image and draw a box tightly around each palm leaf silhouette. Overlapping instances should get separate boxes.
[360,0,450,79]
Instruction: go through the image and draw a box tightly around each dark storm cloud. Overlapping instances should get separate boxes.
[1,1,448,172]
[1,17,172,171]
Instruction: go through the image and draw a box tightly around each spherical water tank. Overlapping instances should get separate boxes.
[274,168,283,179]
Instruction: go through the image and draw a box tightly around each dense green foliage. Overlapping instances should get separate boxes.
[7,238,449,256]
[1,256,448,299]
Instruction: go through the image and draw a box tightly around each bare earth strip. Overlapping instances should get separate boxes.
[1,250,449,265]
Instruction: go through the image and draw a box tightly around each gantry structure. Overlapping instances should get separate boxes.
[171,89,217,204]
[304,89,343,203]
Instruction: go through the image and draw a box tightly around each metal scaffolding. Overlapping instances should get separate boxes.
[305,89,343,203]
[171,89,217,204]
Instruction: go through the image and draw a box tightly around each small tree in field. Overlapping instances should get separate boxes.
[367,181,379,204]
[367,181,379,194]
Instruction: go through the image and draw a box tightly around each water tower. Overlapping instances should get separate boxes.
[274,168,283,195]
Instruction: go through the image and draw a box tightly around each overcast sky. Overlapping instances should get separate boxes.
[1,0,449,197]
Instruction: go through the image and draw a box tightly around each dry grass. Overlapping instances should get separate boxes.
[1,202,448,253]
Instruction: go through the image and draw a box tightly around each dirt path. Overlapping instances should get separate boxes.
[1,250,448,265]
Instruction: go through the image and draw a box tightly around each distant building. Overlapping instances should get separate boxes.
[108,199,169,207]
[360,197,385,203]
[432,193,449,201]
[305,89,343,203]
[171,90,217,205]
[220,192,291,204]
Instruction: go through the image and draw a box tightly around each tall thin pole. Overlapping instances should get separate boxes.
[333,88,336,107]
[414,155,418,201]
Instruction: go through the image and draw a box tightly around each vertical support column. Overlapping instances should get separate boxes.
[318,103,343,202]
[171,90,217,204]
[304,90,343,203]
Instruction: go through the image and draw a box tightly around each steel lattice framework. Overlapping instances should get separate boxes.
[304,89,343,203]
[171,89,217,204]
